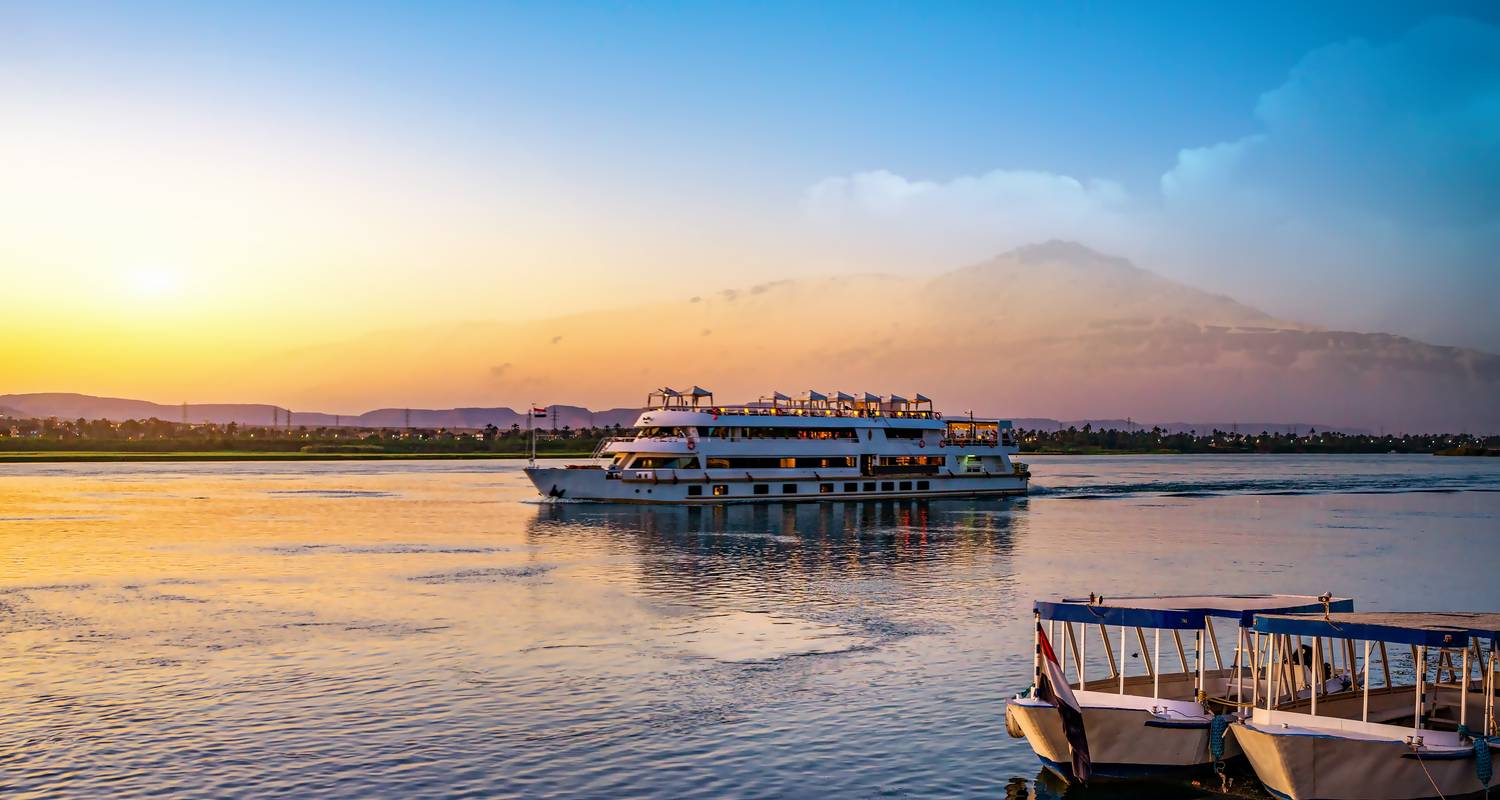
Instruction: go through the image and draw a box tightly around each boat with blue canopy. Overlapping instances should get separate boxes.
[1234,611,1499,800]
[1005,593,1354,783]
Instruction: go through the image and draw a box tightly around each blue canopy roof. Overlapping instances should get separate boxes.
[1035,594,1351,629]
[1253,612,1472,648]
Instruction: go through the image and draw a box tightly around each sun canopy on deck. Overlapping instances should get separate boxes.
[1253,612,1472,648]
[1035,594,1351,629]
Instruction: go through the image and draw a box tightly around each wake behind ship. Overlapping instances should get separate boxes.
[525,387,1029,503]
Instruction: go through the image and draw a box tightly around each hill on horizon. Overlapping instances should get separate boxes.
[7,242,1496,432]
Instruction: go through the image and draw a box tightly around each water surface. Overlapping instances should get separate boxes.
[2,455,1497,798]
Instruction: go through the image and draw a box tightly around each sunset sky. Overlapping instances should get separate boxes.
[4,2,1498,411]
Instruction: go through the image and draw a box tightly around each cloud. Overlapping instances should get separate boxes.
[804,17,1500,350]
[803,168,1138,267]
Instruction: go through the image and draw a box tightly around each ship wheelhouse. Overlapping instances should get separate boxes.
[526,387,1029,503]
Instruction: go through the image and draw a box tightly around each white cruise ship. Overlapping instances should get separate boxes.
[524,387,1029,503]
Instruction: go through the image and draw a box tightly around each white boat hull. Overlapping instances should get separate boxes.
[525,465,1026,503]
[1005,689,1238,779]
[1236,713,1496,800]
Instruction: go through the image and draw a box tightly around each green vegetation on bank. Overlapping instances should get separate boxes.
[1,416,1495,462]
[1018,424,1498,455]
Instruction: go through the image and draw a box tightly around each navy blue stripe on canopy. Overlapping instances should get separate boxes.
[1194,598,1353,626]
[1035,601,1205,629]
[1253,614,1469,648]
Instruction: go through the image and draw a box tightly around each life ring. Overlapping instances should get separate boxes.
[687,440,697,450]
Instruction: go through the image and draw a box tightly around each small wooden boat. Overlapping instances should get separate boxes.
[1235,612,1499,800]
[1005,594,1354,783]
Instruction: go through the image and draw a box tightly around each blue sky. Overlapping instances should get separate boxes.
[5,1,1499,350]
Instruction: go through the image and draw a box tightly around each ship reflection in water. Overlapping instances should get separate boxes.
[1,457,1497,798]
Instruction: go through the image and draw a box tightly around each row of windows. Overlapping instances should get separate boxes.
[635,426,926,441]
[630,455,956,470]
[687,480,932,497]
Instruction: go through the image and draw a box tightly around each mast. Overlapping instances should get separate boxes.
[528,402,535,466]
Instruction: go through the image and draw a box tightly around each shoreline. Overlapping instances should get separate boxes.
[0,449,1450,463]
[0,451,596,463]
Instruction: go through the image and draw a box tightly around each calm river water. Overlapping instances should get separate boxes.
[2,455,1498,799]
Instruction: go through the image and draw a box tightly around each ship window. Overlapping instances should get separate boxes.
[687,485,703,496]
[631,456,701,470]
[782,483,798,494]
[706,457,730,469]
[899,481,912,491]
[880,481,895,491]
[863,482,876,492]
[885,428,926,439]
[843,482,858,492]
[819,483,834,493]
[713,484,729,496]
[916,481,930,490]
[753,484,770,495]
[779,457,796,468]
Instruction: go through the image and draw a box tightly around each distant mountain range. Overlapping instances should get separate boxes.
[0,392,1365,435]
[7,242,1496,432]
[0,393,642,431]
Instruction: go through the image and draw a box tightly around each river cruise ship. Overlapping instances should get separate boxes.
[524,387,1029,503]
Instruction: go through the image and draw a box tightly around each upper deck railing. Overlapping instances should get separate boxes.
[646,404,942,420]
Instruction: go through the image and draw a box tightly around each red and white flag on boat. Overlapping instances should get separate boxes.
[1036,621,1091,781]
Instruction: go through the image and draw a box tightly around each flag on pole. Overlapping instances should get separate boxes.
[532,406,548,418]
[1037,621,1091,781]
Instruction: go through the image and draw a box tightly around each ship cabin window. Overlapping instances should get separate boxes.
[712,484,729,496]
[899,481,913,491]
[781,483,798,494]
[753,484,770,495]
[884,428,926,440]
[629,456,701,470]
[863,482,876,492]
[687,485,703,496]
[637,427,687,438]
[880,481,895,491]
[820,483,834,493]
[916,480,930,490]
[698,426,858,440]
[703,457,855,469]
[843,482,858,492]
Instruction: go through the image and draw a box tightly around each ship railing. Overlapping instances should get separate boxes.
[591,436,636,458]
[643,404,942,420]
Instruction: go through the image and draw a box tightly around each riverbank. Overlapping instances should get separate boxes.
[0,451,596,463]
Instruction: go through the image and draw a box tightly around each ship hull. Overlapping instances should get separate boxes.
[525,466,1026,503]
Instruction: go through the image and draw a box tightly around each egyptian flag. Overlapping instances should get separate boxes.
[532,406,548,418]
[1036,621,1092,781]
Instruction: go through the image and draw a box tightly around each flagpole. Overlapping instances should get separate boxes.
[528,402,535,467]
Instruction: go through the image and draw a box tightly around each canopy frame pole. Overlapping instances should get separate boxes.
[1051,620,1060,681]
[1235,627,1245,706]
[1153,628,1161,699]
[1173,630,1188,673]
[1067,622,1082,678]
[1119,625,1127,694]
[1460,645,1469,730]
[1136,627,1154,680]
[1311,636,1320,717]
[1099,624,1117,680]
[1033,612,1042,693]
[1362,639,1371,723]
[1252,631,1260,708]
[1208,620,1222,670]
[1267,633,1278,718]
[1415,645,1425,732]
[1080,620,1088,692]
[1380,641,1392,691]
[1197,625,1207,702]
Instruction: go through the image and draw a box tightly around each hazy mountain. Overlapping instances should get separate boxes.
[0,393,641,430]
[10,242,1495,432]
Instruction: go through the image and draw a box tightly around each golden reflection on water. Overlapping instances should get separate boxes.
[1,457,1498,798]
